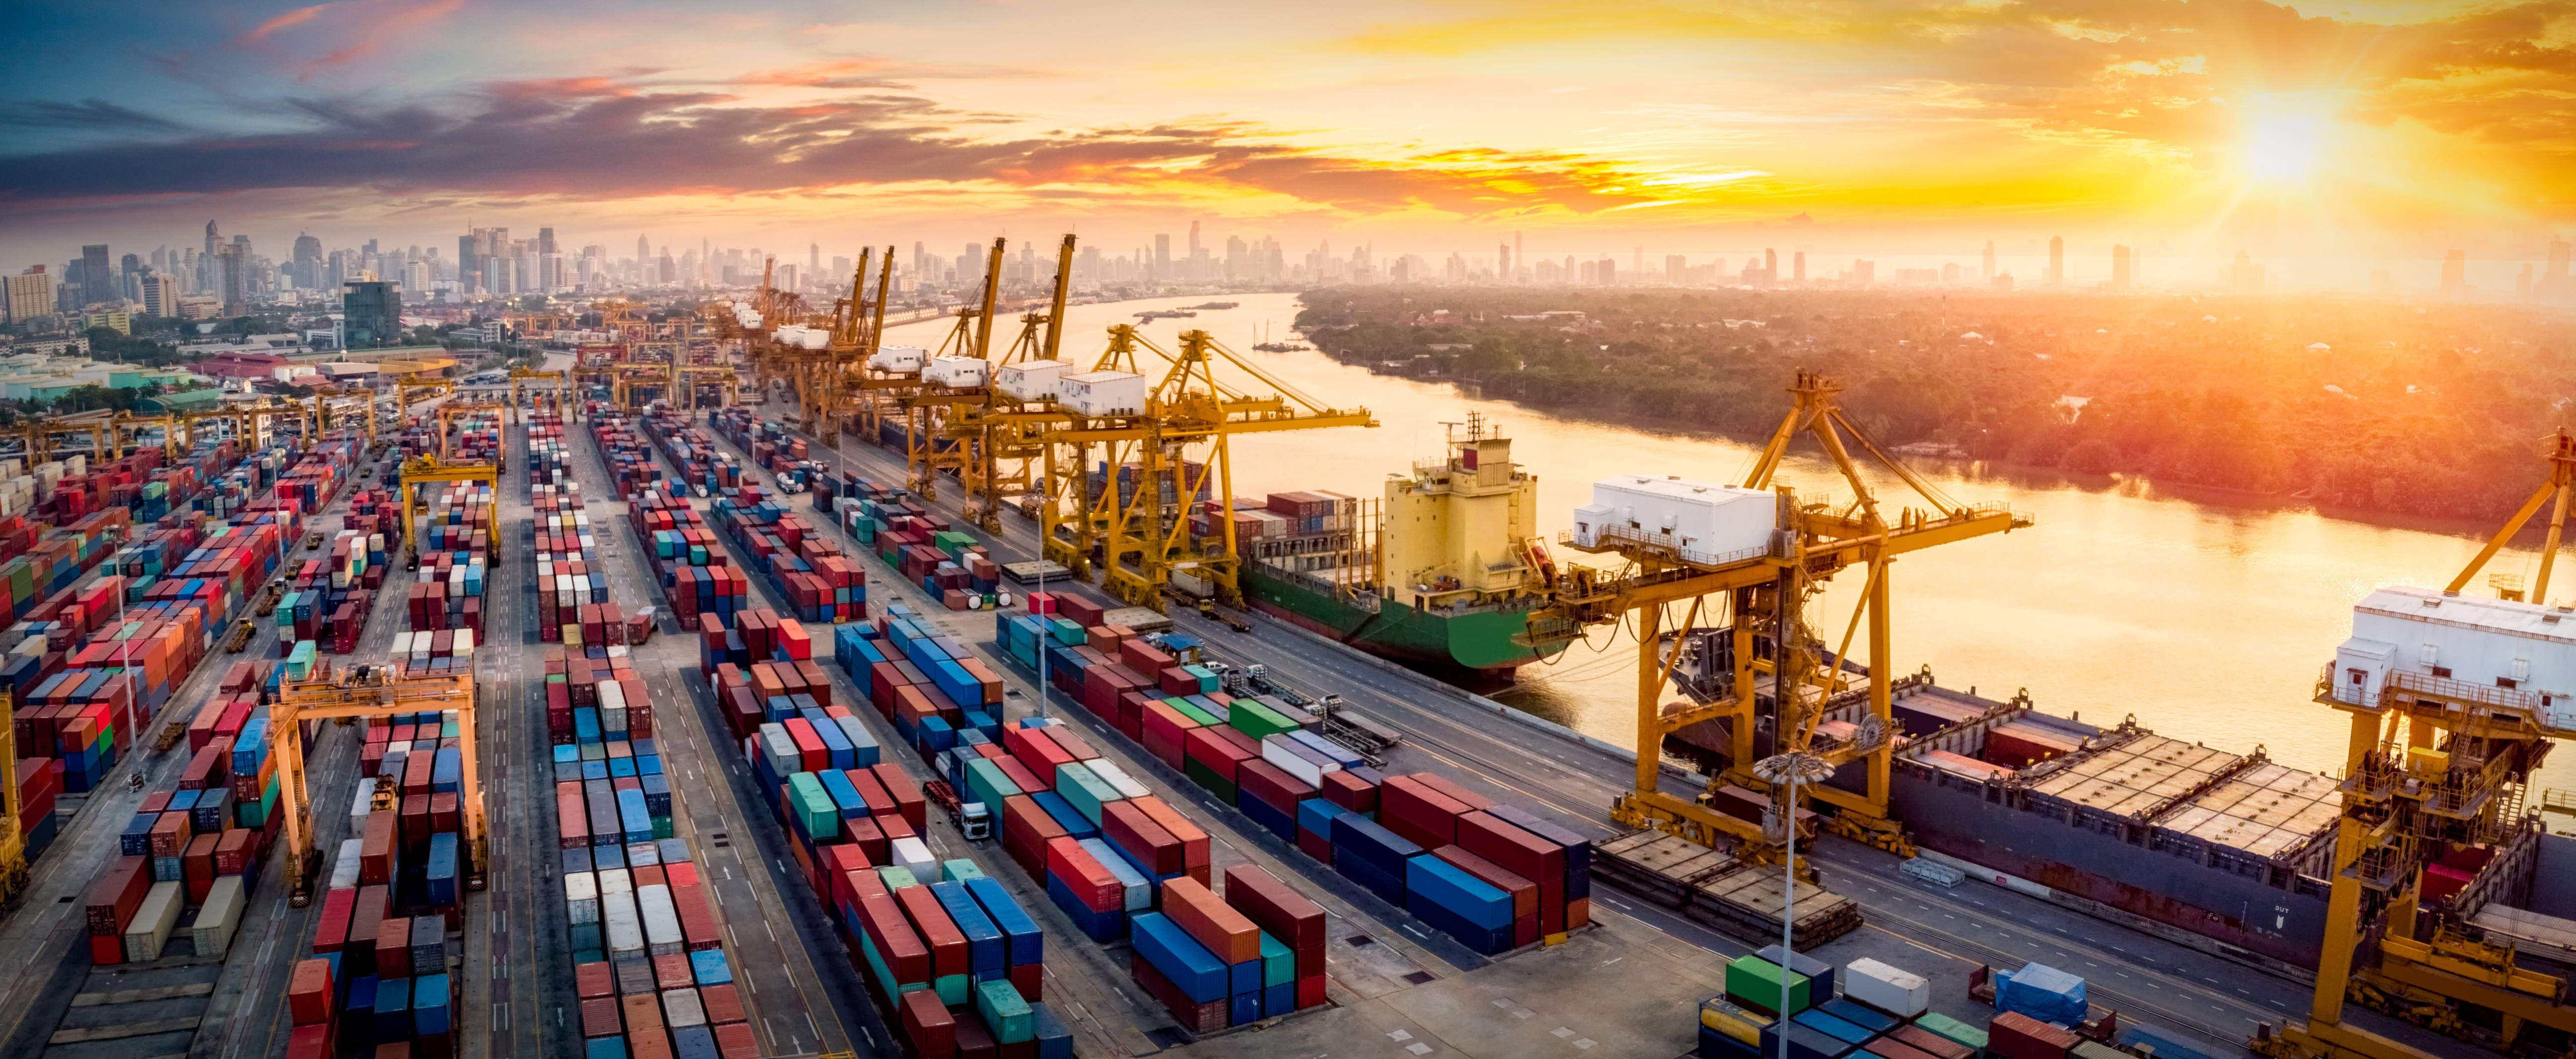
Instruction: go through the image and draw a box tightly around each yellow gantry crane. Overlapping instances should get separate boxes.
[0,690,27,905]
[397,454,499,565]
[950,234,1079,531]
[508,367,572,421]
[1525,371,2027,862]
[2255,430,2576,1059]
[905,238,1009,500]
[273,663,484,906]
[1038,325,1377,612]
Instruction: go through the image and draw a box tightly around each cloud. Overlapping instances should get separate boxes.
[0,75,1708,220]
[0,99,187,132]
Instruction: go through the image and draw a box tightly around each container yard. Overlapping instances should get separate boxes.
[0,305,2557,1059]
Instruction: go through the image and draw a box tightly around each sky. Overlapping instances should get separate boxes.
[1,0,2572,270]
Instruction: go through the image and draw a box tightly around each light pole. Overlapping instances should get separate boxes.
[1752,748,1833,1050]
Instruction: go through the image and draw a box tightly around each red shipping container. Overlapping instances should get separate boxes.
[288,958,335,1025]
[896,884,970,978]
[83,855,150,938]
[1045,837,1123,914]
[698,982,748,1025]
[1101,801,1183,876]
[898,988,956,1059]
[858,894,933,986]
[1132,795,1212,871]
[871,764,927,830]
[1380,775,1470,849]
[1320,770,1378,814]
[311,886,356,954]
[1220,863,1328,950]
[579,996,622,1038]
[1235,758,1316,813]
[713,1022,760,1059]
[1988,1011,2081,1059]
[1131,953,1226,1034]
[1181,728,1250,783]
[575,960,614,999]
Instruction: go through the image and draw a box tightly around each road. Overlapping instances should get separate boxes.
[739,396,2470,1059]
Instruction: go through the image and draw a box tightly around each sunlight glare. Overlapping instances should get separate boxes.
[2247,114,2323,179]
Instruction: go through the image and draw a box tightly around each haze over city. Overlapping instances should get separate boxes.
[4,0,2573,291]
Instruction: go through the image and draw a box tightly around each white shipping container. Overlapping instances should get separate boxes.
[602,891,645,954]
[1079,838,1152,912]
[627,841,662,867]
[599,681,625,710]
[122,881,185,962]
[1570,476,1775,562]
[1840,957,1930,1017]
[995,359,1070,401]
[868,346,927,373]
[566,872,601,925]
[661,987,707,1028]
[639,885,685,955]
[351,785,377,819]
[190,876,246,957]
[1259,734,1339,787]
[599,867,634,897]
[923,356,990,388]
[1057,371,1147,417]
[890,837,938,880]
[330,838,365,890]
[1083,758,1151,799]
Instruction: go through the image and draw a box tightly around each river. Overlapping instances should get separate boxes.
[885,290,2576,794]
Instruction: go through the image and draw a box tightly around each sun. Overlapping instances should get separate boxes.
[2246,114,2324,180]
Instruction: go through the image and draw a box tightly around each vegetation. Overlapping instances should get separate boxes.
[1293,288,2576,520]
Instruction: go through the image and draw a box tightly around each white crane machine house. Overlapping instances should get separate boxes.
[1570,475,1776,565]
[2331,584,2576,727]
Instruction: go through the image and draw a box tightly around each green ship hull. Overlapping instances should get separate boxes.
[1241,563,1563,673]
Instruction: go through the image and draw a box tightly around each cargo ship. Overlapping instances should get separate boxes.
[1235,415,1565,674]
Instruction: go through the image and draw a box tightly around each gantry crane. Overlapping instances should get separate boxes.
[905,238,1008,500]
[0,691,28,905]
[2254,431,2576,1059]
[273,662,484,906]
[1523,372,2027,862]
[950,234,1078,530]
[397,454,499,565]
[1038,325,1376,612]
[508,368,571,421]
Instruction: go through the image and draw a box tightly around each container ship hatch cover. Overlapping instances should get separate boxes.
[1235,415,1565,675]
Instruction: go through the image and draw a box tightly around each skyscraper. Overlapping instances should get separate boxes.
[1513,232,1523,282]
[1499,244,1513,285]
[4,267,54,323]
[1982,240,1995,282]
[342,281,400,348]
[202,221,219,293]
[2440,249,2468,298]
[540,227,558,255]
[1792,252,1805,284]
[293,233,323,288]
[2048,236,2064,286]
[140,273,178,318]
[1154,234,1171,281]
[78,244,111,307]
[2111,245,2131,291]
[1764,248,1776,278]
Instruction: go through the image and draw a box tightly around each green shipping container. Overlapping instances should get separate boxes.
[1228,699,1300,740]
[974,979,1034,1044]
[1724,955,1810,1016]
[1914,1011,1989,1051]
[964,758,1021,813]
[1182,758,1237,805]
[940,859,985,883]
[1259,932,1294,988]
[1053,762,1122,825]
[877,865,920,890]
[1169,699,1220,726]
[1048,618,1085,645]
[935,973,970,1006]
[787,773,839,840]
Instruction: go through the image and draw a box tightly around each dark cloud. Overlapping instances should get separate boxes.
[0,76,1673,218]
[1,98,187,132]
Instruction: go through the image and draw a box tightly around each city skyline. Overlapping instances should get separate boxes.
[1,0,2569,261]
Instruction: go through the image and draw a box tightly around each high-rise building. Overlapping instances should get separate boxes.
[403,260,431,296]
[2543,240,2571,301]
[201,221,220,293]
[140,272,179,318]
[1850,260,1874,285]
[1792,252,1805,284]
[2440,249,2467,298]
[119,253,141,301]
[1499,244,1514,285]
[342,281,401,348]
[2111,245,2131,291]
[5,267,55,324]
[293,233,323,289]
[1982,240,1995,281]
[79,244,112,307]
[2047,236,2064,286]
[1665,255,1687,285]
[215,244,247,316]
[1154,234,1171,281]
[539,227,558,255]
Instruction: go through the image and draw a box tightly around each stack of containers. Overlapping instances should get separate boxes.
[602,416,1081,1058]
[82,668,284,966]
[409,481,492,637]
